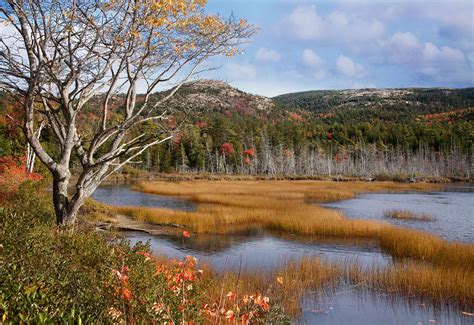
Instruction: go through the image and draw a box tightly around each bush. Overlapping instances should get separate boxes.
[0,188,288,323]
[0,208,210,323]
[0,155,43,205]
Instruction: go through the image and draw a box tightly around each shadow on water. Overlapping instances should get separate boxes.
[125,230,390,271]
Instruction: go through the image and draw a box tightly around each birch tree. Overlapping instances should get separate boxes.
[0,0,255,226]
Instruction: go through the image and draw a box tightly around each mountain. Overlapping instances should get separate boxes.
[165,81,473,122]
[166,79,275,116]
[273,88,474,116]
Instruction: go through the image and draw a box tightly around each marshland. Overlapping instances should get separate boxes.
[1,0,473,324]
[91,179,474,323]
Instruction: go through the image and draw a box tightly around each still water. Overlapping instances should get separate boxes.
[92,186,196,211]
[125,231,388,271]
[322,186,474,242]
[300,289,469,325]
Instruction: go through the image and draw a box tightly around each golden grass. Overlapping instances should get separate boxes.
[384,209,433,221]
[379,226,474,270]
[349,262,474,310]
[204,257,344,316]
[122,180,434,236]
[115,180,474,271]
[202,257,474,316]
[80,198,118,223]
[105,180,474,315]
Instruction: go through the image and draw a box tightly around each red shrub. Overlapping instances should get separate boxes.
[0,155,43,203]
[243,148,255,157]
[219,143,234,156]
[195,121,208,128]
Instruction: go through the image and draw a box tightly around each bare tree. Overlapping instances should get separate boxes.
[0,0,255,226]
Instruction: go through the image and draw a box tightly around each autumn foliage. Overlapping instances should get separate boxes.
[0,202,286,323]
[243,148,255,165]
[0,155,42,203]
[219,142,235,156]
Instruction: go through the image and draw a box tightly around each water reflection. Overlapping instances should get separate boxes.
[125,231,389,271]
[92,186,196,211]
[300,287,470,325]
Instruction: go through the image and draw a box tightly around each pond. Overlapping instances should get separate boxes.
[322,185,474,243]
[91,184,472,324]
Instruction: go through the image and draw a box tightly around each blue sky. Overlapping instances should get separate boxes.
[200,0,474,96]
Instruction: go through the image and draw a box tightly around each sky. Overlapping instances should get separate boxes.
[200,0,474,96]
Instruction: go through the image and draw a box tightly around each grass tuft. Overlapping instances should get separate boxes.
[384,209,433,221]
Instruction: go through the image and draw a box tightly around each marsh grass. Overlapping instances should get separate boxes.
[80,198,118,223]
[117,181,474,269]
[114,180,474,270]
[378,226,474,270]
[384,209,434,221]
[107,180,474,315]
[202,257,474,316]
[122,180,432,237]
[348,261,474,310]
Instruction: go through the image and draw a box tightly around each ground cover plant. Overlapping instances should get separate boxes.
[0,176,288,323]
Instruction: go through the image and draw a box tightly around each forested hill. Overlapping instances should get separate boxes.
[169,81,474,122]
[1,80,473,178]
[273,88,474,117]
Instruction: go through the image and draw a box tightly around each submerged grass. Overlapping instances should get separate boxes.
[384,209,434,221]
[203,257,474,316]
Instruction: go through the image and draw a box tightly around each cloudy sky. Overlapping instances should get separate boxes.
[201,0,474,96]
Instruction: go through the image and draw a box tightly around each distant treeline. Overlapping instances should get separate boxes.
[136,112,472,179]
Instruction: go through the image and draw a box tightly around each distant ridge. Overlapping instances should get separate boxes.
[273,87,474,114]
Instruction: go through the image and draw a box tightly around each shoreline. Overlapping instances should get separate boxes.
[100,171,471,185]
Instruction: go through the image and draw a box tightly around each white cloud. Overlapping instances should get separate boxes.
[335,1,473,29]
[380,31,469,82]
[336,55,365,77]
[223,62,257,80]
[333,1,473,50]
[387,32,421,64]
[302,49,323,67]
[284,5,385,51]
[312,69,327,80]
[255,47,281,63]
[286,5,323,40]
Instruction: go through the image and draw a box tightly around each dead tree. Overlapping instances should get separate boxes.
[0,0,255,226]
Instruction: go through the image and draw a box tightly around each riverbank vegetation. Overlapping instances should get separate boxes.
[2,85,473,182]
[0,183,288,323]
[129,85,473,179]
